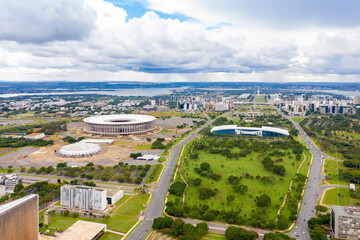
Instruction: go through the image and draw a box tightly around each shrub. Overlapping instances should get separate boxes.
[169,182,186,196]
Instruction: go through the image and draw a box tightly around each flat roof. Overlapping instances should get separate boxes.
[57,220,107,240]
[25,133,44,136]
[0,194,37,214]
[83,114,156,125]
[332,205,360,216]
[106,189,123,197]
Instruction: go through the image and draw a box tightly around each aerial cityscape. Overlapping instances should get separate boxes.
[1,1,360,240]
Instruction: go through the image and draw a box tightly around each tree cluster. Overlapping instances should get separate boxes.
[225,226,258,240]
[152,217,209,239]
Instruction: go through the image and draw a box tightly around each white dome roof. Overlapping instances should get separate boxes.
[58,143,102,158]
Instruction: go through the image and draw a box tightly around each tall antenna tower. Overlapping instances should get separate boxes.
[253,84,256,119]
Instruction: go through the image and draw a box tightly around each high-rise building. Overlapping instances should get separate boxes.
[0,194,39,240]
[354,96,360,105]
[331,205,360,239]
[61,185,107,211]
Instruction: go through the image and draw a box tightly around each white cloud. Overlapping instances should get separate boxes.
[143,0,360,28]
[0,0,360,82]
[0,0,96,43]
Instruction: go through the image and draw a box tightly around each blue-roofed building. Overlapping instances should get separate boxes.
[210,125,289,137]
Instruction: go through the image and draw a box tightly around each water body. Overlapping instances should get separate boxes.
[316,90,360,97]
[0,87,182,98]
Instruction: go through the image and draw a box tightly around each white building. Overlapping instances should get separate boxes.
[0,185,5,197]
[215,102,228,111]
[24,132,45,139]
[60,185,107,211]
[331,205,360,239]
[106,189,124,204]
[0,174,22,189]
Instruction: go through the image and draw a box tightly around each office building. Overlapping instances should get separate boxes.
[0,174,22,190]
[354,96,360,105]
[106,189,124,204]
[331,205,360,239]
[60,185,107,211]
[0,194,38,240]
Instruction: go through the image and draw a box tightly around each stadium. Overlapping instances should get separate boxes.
[83,114,157,136]
[210,125,289,137]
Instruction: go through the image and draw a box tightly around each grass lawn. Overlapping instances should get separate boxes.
[0,168,20,173]
[254,96,267,102]
[291,117,305,123]
[40,192,149,234]
[99,232,122,240]
[115,192,149,215]
[201,233,227,240]
[161,151,171,156]
[323,159,352,186]
[134,144,152,150]
[109,194,131,213]
[322,187,360,206]
[40,212,138,233]
[146,164,164,184]
[181,140,304,223]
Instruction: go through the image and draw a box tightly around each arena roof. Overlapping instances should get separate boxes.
[83,114,156,125]
[58,142,102,157]
[211,125,289,136]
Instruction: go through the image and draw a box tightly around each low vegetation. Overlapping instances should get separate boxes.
[26,162,151,184]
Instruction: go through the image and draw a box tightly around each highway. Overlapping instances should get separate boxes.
[275,107,325,240]
[128,113,215,240]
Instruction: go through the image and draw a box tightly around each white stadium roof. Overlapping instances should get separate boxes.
[58,142,102,158]
[83,114,156,125]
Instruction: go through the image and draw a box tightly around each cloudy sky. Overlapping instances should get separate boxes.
[1,0,360,82]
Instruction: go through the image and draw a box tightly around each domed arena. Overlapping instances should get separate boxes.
[83,114,157,136]
[58,142,102,158]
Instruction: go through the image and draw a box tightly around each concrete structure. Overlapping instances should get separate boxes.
[0,194,38,240]
[1,133,26,138]
[24,132,45,139]
[106,189,124,204]
[0,174,22,189]
[83,114,156,136]
[142,105,156,111]
[57,220,107,240]
[79,139,114,145]
[60,185,107,211]
[136,154,160,161]
[58,142,102,158]
[354,96,360,105]
[211,125,289,137]
[44,209,51,225]
[331,205,360,239]
[350,184,356,191]
[0,185,5,197]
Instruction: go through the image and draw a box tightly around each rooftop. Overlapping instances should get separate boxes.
[332,205,360,216]
[25,132,44,136]
[0,195,37,214]
[57,220,107,240]
[83,114,156,125]
[106,189,123,197]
